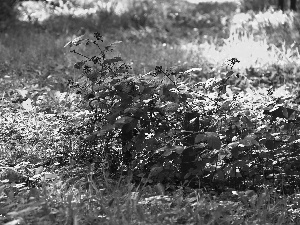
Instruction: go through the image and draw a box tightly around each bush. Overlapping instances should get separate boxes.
[63,33,240,189]
[63,32,300,196]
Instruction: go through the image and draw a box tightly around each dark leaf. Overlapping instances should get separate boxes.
[263,106,298,121]
[206,132,221,150]
[195,134,206,143]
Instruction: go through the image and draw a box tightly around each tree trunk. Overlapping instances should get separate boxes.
[278,0,297,11]
[291,0,297,11]
[278,0,285,11]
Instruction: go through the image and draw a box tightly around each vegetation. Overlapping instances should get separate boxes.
[2,0,300,224]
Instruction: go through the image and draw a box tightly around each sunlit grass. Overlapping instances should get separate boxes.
[178,9,300,75]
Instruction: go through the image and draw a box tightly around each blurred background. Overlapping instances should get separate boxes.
[1,0,300,87]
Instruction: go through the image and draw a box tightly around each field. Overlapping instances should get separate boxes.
[1,0,300,224]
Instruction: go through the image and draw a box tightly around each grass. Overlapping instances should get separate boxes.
[1,0,300,224]
[1,166,300,224]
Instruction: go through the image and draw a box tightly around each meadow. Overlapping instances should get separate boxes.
[2,0,300,224]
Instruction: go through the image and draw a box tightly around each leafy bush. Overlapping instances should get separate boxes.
[62,34,229,187]
[63,32,300,196]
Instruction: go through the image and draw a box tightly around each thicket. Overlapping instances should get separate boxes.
[59,32,300,196]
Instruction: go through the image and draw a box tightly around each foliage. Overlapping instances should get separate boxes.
[62,32,300,199]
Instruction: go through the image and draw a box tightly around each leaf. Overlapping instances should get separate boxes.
[115,116,133,126]
[218,85,227,95]
[174,146,184,154]
[215,170,225,180]
[124,107,138,114]
[28,187,40,199]
[35,166,43,175]
[195,134,206,143]
[86,70,99,82]
[161,144,174,156]
[220,100,231,110]
[218,150,229,160]
[265,140,282,150]
[41,173,58,181]
[241,116,253,127]
[239,134,259,147]
[98,124,115,136]
[21,98,34,111]
[236,171,242,177]
[205,132,221,150]
[164,102,180,112]
[282,107,289,118]
[226,86,233,97]
[49,90,63,101]
[157,145,184,156]
[156,146,166,154]
[15,89,28,98]
[74,61,85,69]
[225,71,234,78]
[163,147,173,156]
[263,106,297,120]
[149,166,163,177]
[245,190,256,197]
[184,172,191,179]
[108,198,115,207]
[227,142,239,148]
